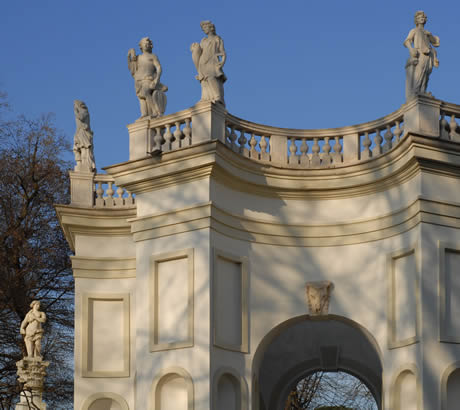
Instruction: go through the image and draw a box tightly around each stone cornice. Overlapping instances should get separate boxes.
[128,197,460,247]
[54,204,136,251]
[105,134,460,200]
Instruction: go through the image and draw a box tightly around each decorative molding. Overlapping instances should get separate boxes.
[71,256,136,279]
[128,197,460,247]
[212,366,249,410]
[305,281,334,315]
[150,367,194,410]
[81,392,129,410]
[55,204,136,251]
[438,241,460,343]
[212,249,249,353]
[387,246,420,349]
[81,293,130,378]
[149,249,194,352]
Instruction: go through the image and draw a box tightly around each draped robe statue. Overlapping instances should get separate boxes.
[73,100,96,172]
[404,11,440,100]
[191,20,227,106]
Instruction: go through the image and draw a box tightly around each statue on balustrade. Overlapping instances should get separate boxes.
[128,37,168,118]
[73,100,96,172]
[20,301,46,359]
[191,20,227,106]
[404,10,440,100]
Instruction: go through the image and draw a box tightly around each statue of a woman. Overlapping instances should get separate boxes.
[20,300,46,359]
[403,11,440,100]
[73,100,96,172]
[191,21,227,106]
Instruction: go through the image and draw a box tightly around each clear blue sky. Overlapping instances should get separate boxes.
[2,0,459,169]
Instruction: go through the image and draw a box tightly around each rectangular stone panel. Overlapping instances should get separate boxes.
[388,248,419,348]
[150,249,194,351]
[213,249,248,352]
[82,293,130,377]
[440,243,460,342]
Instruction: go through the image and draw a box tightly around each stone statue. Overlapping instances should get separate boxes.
[20,301,46,359]
[191,20,227,106]
[128,37,168,118]
[404,11,440,100]
[73,100,96,172]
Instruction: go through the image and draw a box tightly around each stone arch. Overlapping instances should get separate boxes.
[212,366,249,410]
[82,392,129,410]
[441,361,460,410]
[252,314,383,410]
[390,364,420,410]
[150,366,194,410]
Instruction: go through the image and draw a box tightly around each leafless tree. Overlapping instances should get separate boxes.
[0,94,73,409]
[284,371,378,410]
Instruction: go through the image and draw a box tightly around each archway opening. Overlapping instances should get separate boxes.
[284,370,378,409]
[252,315,382,410]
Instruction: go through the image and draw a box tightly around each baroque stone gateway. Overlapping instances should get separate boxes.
[55,13,460,410]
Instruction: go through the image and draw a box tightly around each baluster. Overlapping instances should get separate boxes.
[332,136,342,163]
[163,124,174,151]
[393,121,402,144]
[95,181,104,207]
[229,126,238,151]
[321,137,332,167]
[105,181,115,207]
[288,137,299,165]
[126,191,134,205]
[225,126,231,146]
[183,119,192,146]
[115,186,124,206]
[299,138,309,167]
[311,138,321,167]
[440,114,449,140]
[238,130,249,156]
[260,136,270,161]
[449,115,460,141]
[372,129,383,157]
[383,125,393,153]
[151,127,164,153]
[174,121,183,149]
[249,133,258,159]
[361,132,372,160]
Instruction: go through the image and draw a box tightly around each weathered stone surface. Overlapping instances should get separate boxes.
[128,37,168,119]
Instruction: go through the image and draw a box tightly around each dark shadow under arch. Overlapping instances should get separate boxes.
[252,314,383,410]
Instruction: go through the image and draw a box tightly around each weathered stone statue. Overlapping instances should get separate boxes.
[20,300,46,359]
[16,300,49,410]
[404,10,440,100]
[73,100,96,172]
[191,20,227,106]
[128,37,168,118]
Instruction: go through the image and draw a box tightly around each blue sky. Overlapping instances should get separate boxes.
[2,0,459,169]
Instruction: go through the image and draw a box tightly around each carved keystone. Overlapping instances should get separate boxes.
[305,281,334,315]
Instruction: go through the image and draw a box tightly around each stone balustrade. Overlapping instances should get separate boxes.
[225,108,405,167]
[93,174,135,208]
[440,101,460,142]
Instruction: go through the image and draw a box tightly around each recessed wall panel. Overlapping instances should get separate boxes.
[82,293,130,377]
[213,249,249,352]
[150,249,194,351]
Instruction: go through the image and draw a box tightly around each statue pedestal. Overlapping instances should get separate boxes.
[15,358,49,410]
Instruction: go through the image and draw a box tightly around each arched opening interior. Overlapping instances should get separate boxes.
[88,399,122,410]
[217,373,240,410]
[284,370,377,409]
[157,373,188,410]
[252,315,382,410]
[446,368,460,409]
